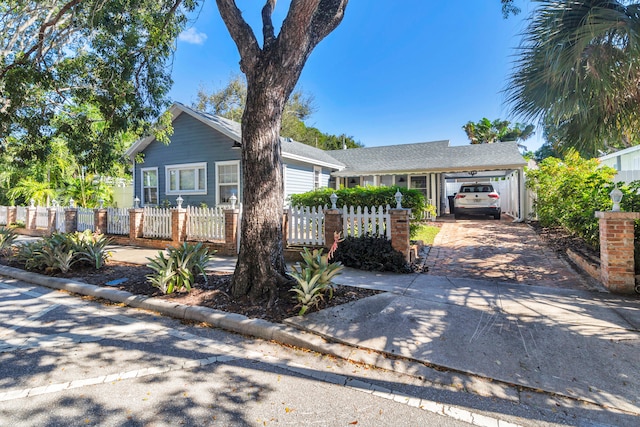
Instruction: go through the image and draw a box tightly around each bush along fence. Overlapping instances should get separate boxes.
[0,195,413,261]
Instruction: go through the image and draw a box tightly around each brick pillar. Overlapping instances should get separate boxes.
[390,208,411,262]
[224,209,239,254]
[7,207,16,225]
[171,208,187,244]
[129,208,144,239]
[595,211,640,294]
[94,209,107,234]
[65,208,78,233]
[26,206,37,230]
[47,208,57,235]
[323,209,343,252]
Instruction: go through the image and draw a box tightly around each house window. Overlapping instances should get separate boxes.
[379,175,393,187]
[314,166,322,189]
[410,176,428,198]
[141,168,158,206]
[216,160,240,204]
[165,162,207,195]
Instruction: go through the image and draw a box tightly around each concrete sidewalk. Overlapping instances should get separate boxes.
[108,245,640,415]
[5,241,640,417]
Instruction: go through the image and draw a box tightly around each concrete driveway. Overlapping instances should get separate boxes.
[424,218,599,291]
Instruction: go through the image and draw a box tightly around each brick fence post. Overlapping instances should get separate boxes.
[224,208,239,254]
[129,208,144,240]
[65,208,78,233]
[171,208,187,244]
[390,208,411,262]
[26,205,37,230]
[595,211,640,294]
[7,207,16,226]
[94,209,107,234]
[323,209,342,253]
[47,207,57,235]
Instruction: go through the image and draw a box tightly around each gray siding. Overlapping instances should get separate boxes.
[284,160,331,205]
[134,112,241,207]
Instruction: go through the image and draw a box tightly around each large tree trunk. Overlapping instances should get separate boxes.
[230,77,289,301]
[217,0,348,301]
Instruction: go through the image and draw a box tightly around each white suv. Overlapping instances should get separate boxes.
[454,183,501,220]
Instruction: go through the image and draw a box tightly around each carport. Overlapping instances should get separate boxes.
[327,140,530,220]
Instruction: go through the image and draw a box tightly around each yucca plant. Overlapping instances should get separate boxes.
[146,242,213,294]
[0,226,17,256]
[289,248,344,316]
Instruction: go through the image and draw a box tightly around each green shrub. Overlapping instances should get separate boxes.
[331,234,410,273]
[74,230,112,269]
[146,242,213,294]
[289,248,343,316]
[0,226,17,256]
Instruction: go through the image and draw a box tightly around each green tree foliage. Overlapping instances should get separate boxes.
[506,0,640,158]
[194,75,362,150]
[0,0,198,172]
[462,117,534,149]
[526,150,617,248]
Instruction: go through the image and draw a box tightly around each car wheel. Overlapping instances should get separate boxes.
[494,213,501,220]
[454,211,461,220]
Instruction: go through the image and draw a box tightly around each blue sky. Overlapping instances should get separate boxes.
[168,1,543,151]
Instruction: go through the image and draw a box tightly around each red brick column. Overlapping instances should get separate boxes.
[26,206,37,230]
[7,207,16,225]
[390,208,411,262]
[47,208,57,235]
[323,209,342,252]
[129,208,143,239]
[65,208,78,233]
[224,209,239,254]
[171,208,187,244]
[94,209,107,234]
[595,211,640,294]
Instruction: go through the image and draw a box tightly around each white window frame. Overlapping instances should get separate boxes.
[165,162,207,195]
[141,167,159,206]
[313,166,322,189]
[215,160,240,205]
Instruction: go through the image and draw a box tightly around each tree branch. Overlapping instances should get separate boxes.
[261,0,276,49]
[308,0,347,46]
[216,0,261,73]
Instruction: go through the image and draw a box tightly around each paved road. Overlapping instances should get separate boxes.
[1,277,529,427]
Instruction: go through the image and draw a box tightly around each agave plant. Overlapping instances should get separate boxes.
[146,242,213,294]
[0,226,17,256]
[289,248,344,316]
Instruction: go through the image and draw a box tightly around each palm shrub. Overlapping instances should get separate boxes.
[0,226,17,256]
[146,242,213,294]
[289,248,344,316]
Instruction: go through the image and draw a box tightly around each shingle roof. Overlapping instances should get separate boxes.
[327,140,527,176]
[125,103,345,169]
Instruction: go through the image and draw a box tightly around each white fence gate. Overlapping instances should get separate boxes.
[342,205,391,239]
[76,207,94,232]
[35,206,49,229]
[0,207,7,225]
[186,206,225,241]
[107,207,130,235]
[143,207,171,239]
[288,206,325,245]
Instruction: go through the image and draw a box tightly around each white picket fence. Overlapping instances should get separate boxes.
[15,206,26,224]
[0,207,7,225]
[288,205,325,245]
[143,207,171,239]
[35,206,49,228]
[76,207,94,232]
[342,205,391,239]
[107,207,130,235]
[186,206,225,241]
[55,206,66,232]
